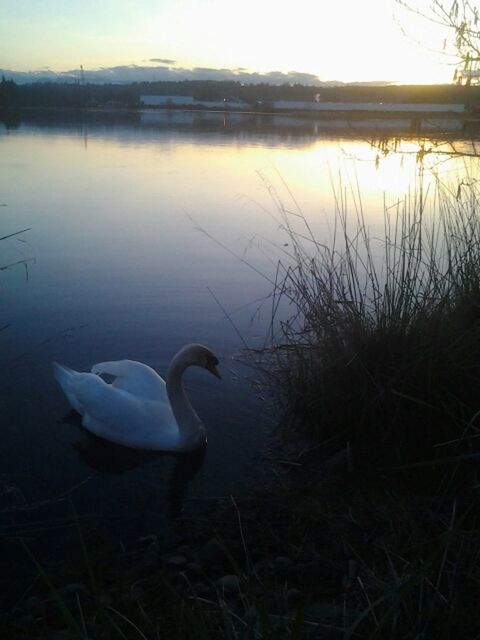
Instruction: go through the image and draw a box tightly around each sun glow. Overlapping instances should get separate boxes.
[1,0,454,84]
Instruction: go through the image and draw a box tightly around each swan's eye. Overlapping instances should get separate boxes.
[205,355,219,367]
[204,353,221,379]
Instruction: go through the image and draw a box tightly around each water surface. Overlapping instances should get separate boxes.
[0,109,477,592]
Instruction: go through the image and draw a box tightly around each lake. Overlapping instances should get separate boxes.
[0,108,477,592]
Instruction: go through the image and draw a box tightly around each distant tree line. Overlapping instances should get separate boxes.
[2,76,480,109]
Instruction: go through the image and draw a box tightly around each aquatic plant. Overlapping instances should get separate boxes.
[251,169,480,467]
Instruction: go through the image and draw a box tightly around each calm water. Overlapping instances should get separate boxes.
[0,109,477,590]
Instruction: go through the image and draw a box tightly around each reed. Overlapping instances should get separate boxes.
[252,171,480,467]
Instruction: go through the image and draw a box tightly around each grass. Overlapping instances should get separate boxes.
[5,472,479,639]
[241,168,480,636]
[0,226,32,275]
[251,170,480,469]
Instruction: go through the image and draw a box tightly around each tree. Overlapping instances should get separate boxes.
[0,76,17,107]
[397,0,480,85]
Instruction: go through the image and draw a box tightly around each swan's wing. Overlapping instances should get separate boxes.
[57,368,179,449]
[90,359,166,401]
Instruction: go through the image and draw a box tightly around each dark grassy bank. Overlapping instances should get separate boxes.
[2,451,478,639]
[2,175,480,638]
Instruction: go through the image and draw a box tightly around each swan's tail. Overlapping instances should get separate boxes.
[52,361,73,387]
[52,362,84,415]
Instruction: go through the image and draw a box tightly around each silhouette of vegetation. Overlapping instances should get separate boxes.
[397,0,480,86]
[1,76,480,110]
[373,2,480,161]
[252,174,480,470]
[0,76,17,108]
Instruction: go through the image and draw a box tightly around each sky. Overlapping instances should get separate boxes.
[0,0,458,84]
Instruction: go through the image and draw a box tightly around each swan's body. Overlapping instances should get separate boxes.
[53,344,220,452]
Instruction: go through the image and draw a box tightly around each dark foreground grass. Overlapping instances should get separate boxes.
[2,460,479,639]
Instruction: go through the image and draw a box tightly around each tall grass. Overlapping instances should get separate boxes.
[244,170,480,637]
[253,170,480,467]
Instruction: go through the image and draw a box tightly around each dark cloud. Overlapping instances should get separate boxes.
[192,67,222,72]
[149,58,176,65]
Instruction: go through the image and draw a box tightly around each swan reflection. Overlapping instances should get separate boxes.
[65,410,206,516]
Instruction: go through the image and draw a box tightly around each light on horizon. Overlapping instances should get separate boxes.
[0,0,456,85]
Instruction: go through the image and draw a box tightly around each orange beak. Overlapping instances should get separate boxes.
[207,363,222,379]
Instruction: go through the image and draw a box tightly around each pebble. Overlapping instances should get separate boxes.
[198,538,225,566]
[286,587,302,603]
[192,582,212,598]
[176,544,193,559]
[245,604,258,624]
[273,556,294,576]
[287,560,321,579]
[166,555,187,570]
[60,582,90,600]
[217,574,240,596]
[25,596,42,613]
[142,542,160,568]
[251,559,267,577]
[137,534,158,547]
[186,561,202,577]
[99,592,113,607]
[304,601,343,620]
[129,581,145,601]
[17,613,35,627]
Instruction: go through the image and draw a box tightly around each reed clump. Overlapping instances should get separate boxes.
[254,174,480,468]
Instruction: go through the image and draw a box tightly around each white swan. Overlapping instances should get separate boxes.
[53,344,221,452]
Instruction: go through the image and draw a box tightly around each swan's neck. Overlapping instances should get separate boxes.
[166,356,206,449]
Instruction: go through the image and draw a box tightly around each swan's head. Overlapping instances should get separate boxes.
[182,344,221,379]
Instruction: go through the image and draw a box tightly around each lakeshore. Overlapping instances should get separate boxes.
[1,102,479,639]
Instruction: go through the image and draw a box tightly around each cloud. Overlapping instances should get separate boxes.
[149,58,176,65]
[0,63,391,86]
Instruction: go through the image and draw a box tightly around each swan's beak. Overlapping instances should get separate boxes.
[207,363,222,379]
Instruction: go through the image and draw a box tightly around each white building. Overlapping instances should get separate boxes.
[140,95,250,109]
[140,95,465,114]
[272,101,465,113]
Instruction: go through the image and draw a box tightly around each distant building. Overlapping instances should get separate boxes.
[139,95,466,115]
[141,95,196,106]
[272,101,466,113]
[140,95,250,109]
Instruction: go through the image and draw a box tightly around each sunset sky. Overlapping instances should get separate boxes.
[1,0,456,84]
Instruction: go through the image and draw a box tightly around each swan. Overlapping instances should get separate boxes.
[53,344,221,452]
